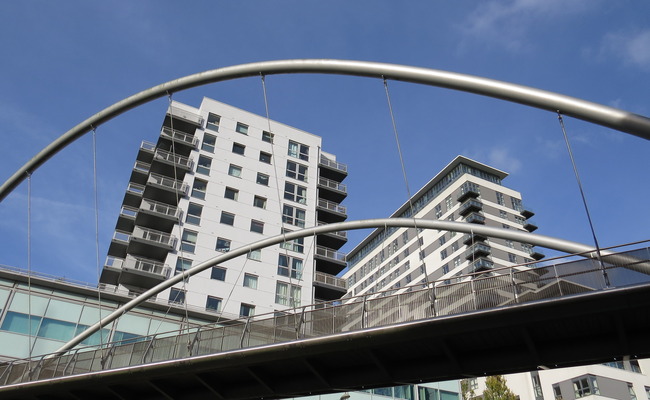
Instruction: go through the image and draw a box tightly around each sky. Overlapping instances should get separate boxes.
[0,0,648,284]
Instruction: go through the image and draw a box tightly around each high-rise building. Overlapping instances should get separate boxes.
[100,98,349,317]
[343,155,543,299]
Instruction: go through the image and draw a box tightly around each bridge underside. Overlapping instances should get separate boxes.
[3,283,650,400]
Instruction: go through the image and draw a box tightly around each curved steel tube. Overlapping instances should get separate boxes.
[2,59,650,201]
[54,217,620,356]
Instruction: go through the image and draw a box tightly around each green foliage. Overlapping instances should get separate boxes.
[460,379,476,400]
[482,375,518,400]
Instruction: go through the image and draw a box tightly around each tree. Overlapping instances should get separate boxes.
[482,375,518,400]
[460,379,476,400]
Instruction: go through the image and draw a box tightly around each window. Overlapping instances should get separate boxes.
[175,258,192,274]
[445,196,453,211]
[506,239,514,248]
[262,130,274,143]
[419,250,426,260]
[644,386,650,399]
[206,113,220,131]
[259,151,272,164]
[434,204,442,219]
[573,375,599,398]
[206,296,222,312]
[451,242,458,252]
[169,288,186,304]
[243,274,258,289]
[439,236,447,246]
[288,140,309,161]
[515,215,526,225]
[629,384,637,400]
[186,203,202,225]
[240,303,255,317]
[232,142,245,155]
[500,210,508,219]
[216,238,231,252]
[275,282,302,307]
[282,205,306,227]
[236,122,248,135]
[531,372,543,399]
[402,230,409,243]
[284,182,307,204]
[286,161,308,182]
[191,179,207,200]
[442,264,449,274]
[250,220,264,234]
[511,197,523,211]
[224,187,238,200]
[248,249,262,261]
[220,211,235,226]
[256,172,269,186]
[211,267,226,281]
[453,256,461,267]
[440,249,448,260]
[280,229,304,253]
[228,164,242,178]
[197,155,212,175]
[552,384,562,400]
[496,192,505,206]
[202,133,216,152]
[278,254,303,278]
[181,230,197,253]
[509,253,517,263]
[253,195,267,209]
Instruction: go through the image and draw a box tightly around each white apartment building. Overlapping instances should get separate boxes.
[100,98,348,318]
[344,156,542,298]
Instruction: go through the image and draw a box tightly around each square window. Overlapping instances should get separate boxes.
[248,249,262,261]
[175,258,192,274]
[201,133,216,153]
[186,203,202,225]
[282,205,306,227]
[278,254,303,279]
[288,140,309,161]
[232,142,245,155]
[206,296,222,312]
[220,211,235,226]
[169,288,186,304]
[259,151,272,164]
[228,164,242,178]
[256,173,269,186]
[211,267,226,281]
[191,179,207,200]
[284,182,307,204]
[275,282,301,307]
[240,303,255,317]
[286,161,308,182]
[224,187,238,200]
[243,274,258,289]
[253,195,267,209]
[197,155,212,175]
[280,229,304,253]
[206,113,220,131]
[216,237,231,252]
[236,122,249,135]
[250,220,264,234]
[181,230,197,253]
[262,131,274,143]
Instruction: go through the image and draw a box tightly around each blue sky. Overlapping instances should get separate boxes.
[0,0,648,284]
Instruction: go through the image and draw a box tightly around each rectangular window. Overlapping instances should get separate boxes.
[211,267,226,281]
[402,230,409,243]
[282,205,306,227]
[451,242,458,252]
[288,140,309,161]
[275,282,302,307]
[236,122,249,135]
[253,195,267,209]
[442,264,449,274]
[191,179,207,200]
[201,133,216,153]
[453,256,461,267]
[232,142,245,155]
[496,192,505,206]
[216,237,231,252]
[186,203,202,225]
[278,254,303,279]
[224,187,238,200]
[280,229,304,253]
[262,130,274,143]
[445,196,453,211]
[286,161,308,182]
[181,230,197,253]
[435,204,442,219]
[243,274,258,289]
[573,375,599,398]
[440,249,448,260]
[197,155,212,175]
[506,239,514,248]
[509,253,517,263]
[256,172,269,186]
[500,210,508,219]
[259,151,272,164]
[240,303,255,317]
[511,197,523,211]
[228,164,242,178]
[220,211,235,226]
[284,182,307,204]
[206,296,222,312]
[169,288,186,304]
[439,235,446,246]
[250,220,264,234]
[206,113,220,131]
[175,257,192,274]
[248,249,262,261]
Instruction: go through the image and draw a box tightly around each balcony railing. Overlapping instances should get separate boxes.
[459,199,483,216]
[469,257,494,273]
[317,198,347,215]
[161,127,199,148]
[317,222,347,238]
[319,155,348,173]
[465,243,492,260]
[315,246,347,262]
[314,271,347,289]
[318,177,347,193]
[112,230,130,243]
[462,233,487,245]
[133,161,150,174]
[168,105,204,126]
[104,256,125,269]
[140,141,156,152]
[119,206,138,219]
[126,183,145,196]
[147,173,189,195]
[140,199,182,220]
[457,182,480,202]
[124,255,171,278]
[465,212,486,225]
[131,226,177,248]
[154,149,194,170]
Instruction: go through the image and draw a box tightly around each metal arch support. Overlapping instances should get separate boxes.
[54,217,647,356]
[2,59,650,202]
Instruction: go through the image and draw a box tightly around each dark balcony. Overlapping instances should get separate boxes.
[116,206,138,232]
[317,177,347,203]
[136,199,182,232]
[164,105,204,133]
[151,149,194,176]
[160,127,199,150]
[116,255,171,290]
[465,243,492,260]
[457,182,480,202]
[314,245,347,275]
[313,271,347,301]
[465,212,486,225]
[319,155,348,181]
[530,251,545,261]
[524,221,538,232]
[144,173,188,205]
[123,183,145,208]
[107,231,130,259]
[520,205,535,219]
[458,199,483,217]
[316,222,348,250]
[469,257,494,273]
[316,198,347,223]
[127,226,177,260]
[462,233,488,245]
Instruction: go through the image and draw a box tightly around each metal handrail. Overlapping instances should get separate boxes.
[317,198,347,214]
[319,155,348,173]
[318,177,347,193]
[315,245,347,262]
[161,127,199,147]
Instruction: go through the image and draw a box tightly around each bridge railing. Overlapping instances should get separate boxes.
[1,245,649,386]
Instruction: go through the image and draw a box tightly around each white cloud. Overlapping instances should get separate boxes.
[601,29,650,71]
[487,147,522,173]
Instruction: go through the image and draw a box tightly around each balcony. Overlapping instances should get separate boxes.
[160,127,199,149]
[530,251,545,261]
[130,226,176,249]
[462,233,488,245]
[316,221,348,249]
[458,199,483,217]
[146,173,189,203]
[137,199,182,231]
[120,255,171,289]
[318,177,347,203]
[469,257,494,273]
[465,243,492,260]
[107,230,129,258]
[457,182,480,202]
[465,212,486,225]
[315,245,347,275]
[167,105,204,126]
[116,206,138,232]
[519,204,535,219]
[313,271,347,301]
[317,198,347,223]
[524,220,538,232]
[319,155,348,181]
[153,149,194,171]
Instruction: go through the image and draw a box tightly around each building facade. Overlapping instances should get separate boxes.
[100,98,348,318]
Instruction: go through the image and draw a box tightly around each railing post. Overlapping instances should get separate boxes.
[0,360,16,385]
[553,263,564,297]
[101,345,116,369]
[296,307,306,339]
[510,268,519,303]
[361,295,368,329]
[429,284,437,317]
[471,279,478,311]
[240,318,251,348]
[141,334,157,363]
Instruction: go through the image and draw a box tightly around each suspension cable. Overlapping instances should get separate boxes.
[91,127,106,354]
[557,112,609,286]
[26,172,33,362]
[383,78,430,286]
